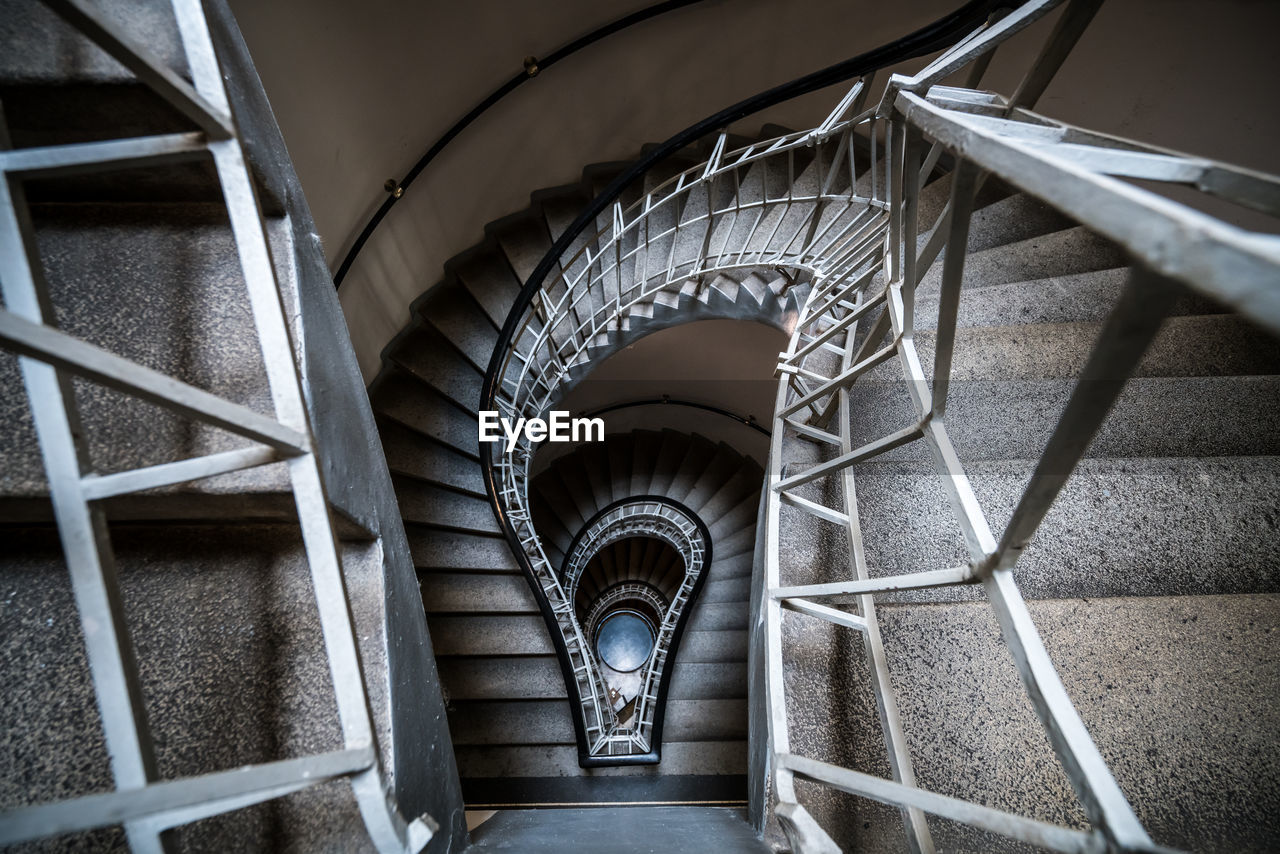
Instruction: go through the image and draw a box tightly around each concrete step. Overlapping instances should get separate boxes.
[911,267,1225,330]
[650,430,693,495]
[708,552,756,580]
[378,416,484,498]
[668,661,750,700]
[417,279,500,372]
[698,460,764,527]
[389,323,483,412]
[407,528,518,573]
[436,656,565,701]
[420,571,538,614]
[699,575,752,604]
[447,698,746,745]
[549,454,598,531]
[666,433,719,502]
[464,806,770,854]
[606,433,636,505]
[845,374,1280,463]
[885,313,1280,382]
[630,430,663,496]
[917,225,1126,292]
[394,476,501,535]
[454,739,746,778]
[680,443,746,512]
[686,600,749,632]
[708,492,762,542]
[370,369,479,458]
[490,211,554,284]
[429,615,555,657]
[0,204,296,508]
[679,630,748,663]
[435,657,747,703]
[792,593,1280,853]
[962,189,1077,253]
[848,455,1280,601]
[454,249,525,330]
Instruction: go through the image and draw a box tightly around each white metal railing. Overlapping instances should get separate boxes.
[761,2,1280,854]
[582,582,668,640]
[560,499,709,756]
[490,82,893,759]
[0,1,432,851]
[478,0,1279,844]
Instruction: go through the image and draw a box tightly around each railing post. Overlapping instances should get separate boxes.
[887,115,904,281]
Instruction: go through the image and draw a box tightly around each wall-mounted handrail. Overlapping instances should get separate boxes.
[332,0,709,288]
[580,398,771,436]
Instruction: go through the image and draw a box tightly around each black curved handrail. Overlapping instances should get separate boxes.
[481,0,1004,417]
[581,398,770,437]
[332,0,708,288]
[481,0,1006,766]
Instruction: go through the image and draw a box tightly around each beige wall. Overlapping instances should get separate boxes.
[229,0,1280,380]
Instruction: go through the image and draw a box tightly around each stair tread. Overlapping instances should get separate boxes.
[447,698,746,745]
[453,739,747,778]
[465,806,769,853]
[846,374,1280,463]
[841,454,1280,601]
[885,313,1280,381]
[407,528,518,572]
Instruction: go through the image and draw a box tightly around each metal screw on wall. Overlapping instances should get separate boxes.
[523,55,540,77]
[384,178,403,199]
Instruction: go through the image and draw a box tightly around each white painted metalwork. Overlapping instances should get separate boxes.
[0,1,432,851]
[486,0,1280,844]
[754,2,1280,852]
[491,91,892,758]
[560,498,709,755]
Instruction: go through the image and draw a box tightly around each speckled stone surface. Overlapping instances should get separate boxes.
[770,176,1280,849]
[0,525,391,852]
[917,226,1126,293]
[847,376,1280,463]
[0,204,296,501]
[370,370,480,458]
[879,595,1280,853]
[0,0,182,84]
[912,266,1228,331]
[849,456,1280,602]
[779,593,1280,853]
[876,313,1280,382]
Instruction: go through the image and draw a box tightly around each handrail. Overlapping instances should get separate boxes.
[332,0,709,287]
[480,0,1008,421]
[580,398,771,436]
[477,0,1011,769]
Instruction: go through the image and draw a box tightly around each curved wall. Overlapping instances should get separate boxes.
[228,0,1280,380]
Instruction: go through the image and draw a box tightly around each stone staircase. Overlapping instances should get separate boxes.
[5,1,1279,852]
[368,128,820,805]
[377,313,767,801]
[774,174,1280,852]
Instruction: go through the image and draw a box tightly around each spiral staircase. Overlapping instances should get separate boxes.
[2,0,1279,852]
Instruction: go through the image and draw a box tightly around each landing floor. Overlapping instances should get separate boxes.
[464,806,771,852]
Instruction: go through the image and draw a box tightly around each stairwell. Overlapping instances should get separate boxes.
[4,1,1280,852]
[772,174,1280,852]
